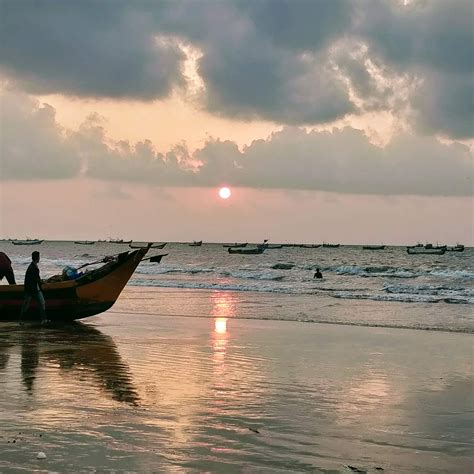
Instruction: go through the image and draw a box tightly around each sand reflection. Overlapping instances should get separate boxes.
[211,292,235,371]
[0,323,139,405]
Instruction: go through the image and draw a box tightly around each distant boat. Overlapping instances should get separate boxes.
[406,243,424,249]
[189,240,202,247]
[322,243,340,248]
[228,246,265,255]
[363,245,385,250]
[447,244,465,252]
[263,244,283,249]
[74,240,95,245]
[11,239,43,245]
[423,243,446,250]
[407,247,446,255]
[109,239,132,244]
[223,243,248,248]
[299,244,321,248]
[129,242,167,249]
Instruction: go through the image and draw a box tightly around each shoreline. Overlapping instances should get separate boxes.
[110,307,474,334]
[112,286,474,334]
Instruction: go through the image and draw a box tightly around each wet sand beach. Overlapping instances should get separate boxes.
[0,289,472,472]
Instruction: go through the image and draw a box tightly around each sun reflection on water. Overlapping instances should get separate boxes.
[214,318,227,334]
[211,292,235,372]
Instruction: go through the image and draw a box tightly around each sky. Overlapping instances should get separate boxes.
[0,0,473,245]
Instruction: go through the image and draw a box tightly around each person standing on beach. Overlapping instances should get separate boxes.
[313,268,323,279]
[0,251,16,284]
[19,251,48,325]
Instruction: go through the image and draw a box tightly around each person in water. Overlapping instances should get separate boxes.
[0,251,16,284]
[313,268,323,279]
[19,251,48,325]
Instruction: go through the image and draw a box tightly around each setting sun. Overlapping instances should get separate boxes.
[219,187,231,199]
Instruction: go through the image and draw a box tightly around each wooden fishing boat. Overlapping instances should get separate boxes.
[423,244,447,250]
[407,243,424,249]
[322,243,340,248]
[130,242,167,249]
[189,240,202,247]
[74,240,95,245]
[11,239,43,245]
[0,245,150,322]
[406,247,446,255]
[108,239,132,244]
[363,245,385,250]
[223,243,248,248]
[228,246,265,255]
[447,244,465,252]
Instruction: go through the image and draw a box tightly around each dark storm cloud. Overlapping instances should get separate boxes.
[0,0,472,137]
[358,0,473,74]
[356,0,474,138]
[0,0,184,99]
[159,0,355,123]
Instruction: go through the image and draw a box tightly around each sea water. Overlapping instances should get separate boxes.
[3,241,473,332]
[1,242,473,472]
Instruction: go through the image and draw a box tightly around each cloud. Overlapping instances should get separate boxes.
[0,0,472,138]
[0,89,80,179]
[1,89,472,196]
[356,0,474,138]
[195,127,473,196]
[0,1,184,99]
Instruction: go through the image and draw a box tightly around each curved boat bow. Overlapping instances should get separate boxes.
[0,245,151,322]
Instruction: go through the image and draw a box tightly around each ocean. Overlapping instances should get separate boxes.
[4,241,473,332]
[1,241,472,472]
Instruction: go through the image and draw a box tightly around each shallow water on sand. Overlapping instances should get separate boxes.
[0,308,472,473]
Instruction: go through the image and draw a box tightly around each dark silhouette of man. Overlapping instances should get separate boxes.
[313,268,323,279]
[19,251,48,325]
[0,252,16,284]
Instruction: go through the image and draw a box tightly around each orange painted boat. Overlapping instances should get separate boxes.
[0,245,150,322]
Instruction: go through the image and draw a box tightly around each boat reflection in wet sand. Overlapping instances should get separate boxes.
[0,323,138,404]
[0,245,151,322]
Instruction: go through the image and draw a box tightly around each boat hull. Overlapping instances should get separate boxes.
[11,240,43,245]
[228,247,265,254]
[0,248,147,322]
[406,248,446,255]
